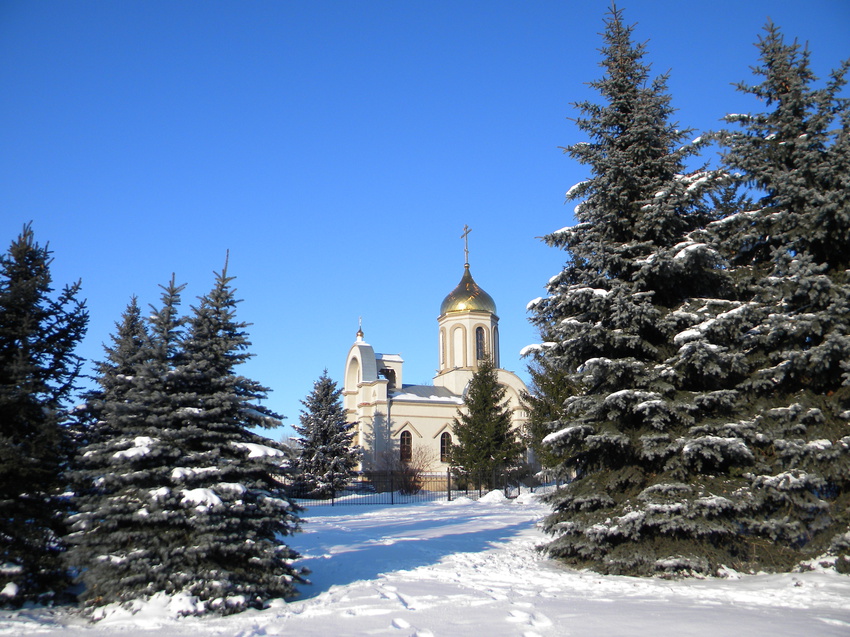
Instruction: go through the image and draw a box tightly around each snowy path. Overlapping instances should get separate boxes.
[2,492,850,636]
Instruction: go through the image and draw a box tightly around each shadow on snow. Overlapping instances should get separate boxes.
[288,500,534,600]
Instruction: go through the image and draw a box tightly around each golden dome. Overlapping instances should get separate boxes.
[440,265,497,315]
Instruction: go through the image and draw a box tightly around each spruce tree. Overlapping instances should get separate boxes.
[70,266,306,613]
[0,224,87,605]
[166,260,305,611]
[67,279,188,609]
[450,357,522,488]
[707,24,850,569]
[293,370,359,498]
[73,296,153,444]
[527,8,745,575]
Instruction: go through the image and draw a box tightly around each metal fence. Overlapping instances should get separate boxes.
[284,470,563,507]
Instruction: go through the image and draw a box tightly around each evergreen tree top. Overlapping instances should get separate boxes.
[556,6,713,254]
[181,258,282,428]
[296,369,347,437]
[185,259,256,375]
[147,274,186,368]
[718,22,850,270]
[92,296,151,380]
[0,222,88,406]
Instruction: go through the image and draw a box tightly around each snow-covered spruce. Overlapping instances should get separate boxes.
[292,370,360,498]
[527,7,759,576]
[531,16,850,576]
[710,22,850,570]
[68,265,306,615]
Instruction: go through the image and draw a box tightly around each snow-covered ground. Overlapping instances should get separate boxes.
[3,491,850,636]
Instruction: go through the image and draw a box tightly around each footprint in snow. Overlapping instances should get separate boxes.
[378,584,415,610]
[506,609,553,629]
[392,618,411,629]
[507,610,532,623]
[531,613,553,628]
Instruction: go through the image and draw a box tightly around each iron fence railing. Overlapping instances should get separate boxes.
[282,470,564,507]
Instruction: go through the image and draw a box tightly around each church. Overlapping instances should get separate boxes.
[343,230,528,471]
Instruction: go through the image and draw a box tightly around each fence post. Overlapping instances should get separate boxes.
[446,468,451,502]
[390,470,394,505]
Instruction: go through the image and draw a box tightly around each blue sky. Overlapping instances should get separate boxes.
[2,1,848,439]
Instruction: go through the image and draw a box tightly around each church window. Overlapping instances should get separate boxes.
[440,328,446,367]
[400,431,412,462]
[379,367,396,388]
[475,326,486,360]
[440,432,452,463]
[452,325,465,367]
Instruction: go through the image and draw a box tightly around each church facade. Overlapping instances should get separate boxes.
[342,258,528,471]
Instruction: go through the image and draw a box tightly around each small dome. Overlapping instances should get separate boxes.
[440,265,497,316]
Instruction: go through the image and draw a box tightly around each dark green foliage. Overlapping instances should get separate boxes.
[164,262,305,610]
[0,224,87,606]
[528,8,744,576]
[451,358,522,487]
[76,296,153,444]
[717,22,850,271]
[68,264,305,615]
[707,23,850,568]
[69,280,188,609]
[293,370,359,498]
[521,357,577,471]
[532,10,850,576]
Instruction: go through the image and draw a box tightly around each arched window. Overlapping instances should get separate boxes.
[400,431,412,462]
[440,328,446,367]
[440,432,452,463]
[475,326,486,360]
[452,325,465,367]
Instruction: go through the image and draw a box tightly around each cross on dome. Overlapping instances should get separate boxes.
[460,224,471,265]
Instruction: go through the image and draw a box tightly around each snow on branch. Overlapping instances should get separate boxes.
[526,296,544,311]
[566,180,590,199]
[231,441,286,458]
[542,424,592,446]
[171,466,219,481]
[112,436,157,460]
[180,488,222,510]
[519,342,555,357]
[682,436,754,465]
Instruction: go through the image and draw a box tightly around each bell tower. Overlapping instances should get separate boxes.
[434,226,499,394]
